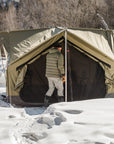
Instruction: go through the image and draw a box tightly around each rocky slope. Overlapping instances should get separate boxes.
[0,0,113,31]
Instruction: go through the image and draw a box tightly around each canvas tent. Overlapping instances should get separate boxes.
[1,27,114,106]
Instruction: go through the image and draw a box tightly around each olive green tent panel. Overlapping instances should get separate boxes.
[68,28,114,53]
[7,30,65,105]
[8,28,62,63]
[67,29,114,94]
[67,29,114,61]
[5,28,114,106]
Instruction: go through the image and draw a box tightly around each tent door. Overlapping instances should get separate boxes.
[67,45,106,101]
[19,54,59,103]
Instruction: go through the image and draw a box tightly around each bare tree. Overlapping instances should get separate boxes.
[97,13,109,29]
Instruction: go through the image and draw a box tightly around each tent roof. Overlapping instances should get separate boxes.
[2,27,113,70]
[8,28,63,63]
[68,29,114,60]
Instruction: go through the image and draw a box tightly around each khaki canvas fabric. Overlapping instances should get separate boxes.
[7,30,65,100]
[3,28,114,105]
[67,29,114,94]
[8,28,62,63]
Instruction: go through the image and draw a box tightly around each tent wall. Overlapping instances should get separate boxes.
[7,31,65,106]
[9,44,106,105]
[5,28,114,106]
[67,30,114,95]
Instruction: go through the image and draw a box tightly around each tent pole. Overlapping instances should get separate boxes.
[65,29,67,102]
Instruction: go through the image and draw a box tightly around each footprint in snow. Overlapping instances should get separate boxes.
[8,115,16,118]
[64,110,83,114]
[22,132,47,142]
[50,111,67,125]
[67,139,105,144]
[37,116,55,129]
[54,112,66,125]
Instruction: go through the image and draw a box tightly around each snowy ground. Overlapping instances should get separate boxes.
[0,85,114,144]
[0,57,114,144]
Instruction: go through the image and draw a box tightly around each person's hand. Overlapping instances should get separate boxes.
[62,75,65,82]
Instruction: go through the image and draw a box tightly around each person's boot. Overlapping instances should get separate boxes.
[44,95,50,107]
[58,96,64,102]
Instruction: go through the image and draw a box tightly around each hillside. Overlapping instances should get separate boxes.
[0,0,114,31]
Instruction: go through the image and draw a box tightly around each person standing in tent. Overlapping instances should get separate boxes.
[44,44,65,107]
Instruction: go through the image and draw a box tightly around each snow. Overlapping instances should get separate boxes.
[0,86,114,144]
[0,57,114,144]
